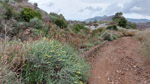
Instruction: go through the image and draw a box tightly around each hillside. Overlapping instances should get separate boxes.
[0,0,150,84]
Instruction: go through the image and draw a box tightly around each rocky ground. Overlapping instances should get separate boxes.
[87,37,150,84]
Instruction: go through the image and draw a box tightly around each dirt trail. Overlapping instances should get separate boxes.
[87,37,150,84]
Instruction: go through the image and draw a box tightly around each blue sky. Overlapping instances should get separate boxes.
[29,0,150,21]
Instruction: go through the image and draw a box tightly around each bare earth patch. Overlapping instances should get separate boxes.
[87,37,150,84]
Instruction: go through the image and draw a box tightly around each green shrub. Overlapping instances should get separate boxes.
[102,32,119,41]
[118,17,127,28]
[49,12,65,23]
[10,22,29,36]
[31,29,47,36]
[55,19,67,29]
[21,39,89,84]
[0,3,13,20]
[4,3,13,20]
[17,22,29,29]
[49,15,57,22]
[92,27,106,36]
[13,10,22,21]
[126,22,137,29]
[29,18,43,29]
[21,7,42,22]
[71,24,87,33]
[112,12,127,28]
[106,25,118,30]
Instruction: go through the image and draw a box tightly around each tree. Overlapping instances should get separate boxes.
[112,12,127,28]
[118,17,127,28]
[55,19,67,29]
[49,12,66,23]
[112,12,123,21]
[34,3,38,9]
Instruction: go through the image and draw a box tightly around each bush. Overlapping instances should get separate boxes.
[49,15,57,22]
[71,24,87,33]
[118,17,127,28]
[126,22,137,29]
[112,12,127,28]
[31,29,47,36]
[55,19,67,29]
[0,40,25,84]
[21,7,42,22]
[92,27,106,36]
[4,3,13,20]
[49,12,65,22]
[21,39,89,84]
[17,22,29,29]
[102,32,119,41]
[106,25,118,30]
[0,3,13,20]
[0,65,21,84]
[29,18,43,29]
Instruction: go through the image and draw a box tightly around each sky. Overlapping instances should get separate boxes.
[29,0,150,21]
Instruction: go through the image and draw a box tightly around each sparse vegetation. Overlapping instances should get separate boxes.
[92,27,106,36]
[136,30,150,66]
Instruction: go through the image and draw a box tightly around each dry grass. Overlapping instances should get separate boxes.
[47,27,98,50]
[0,37,26,83]
[0,38,25,71]
[136,30,150,66]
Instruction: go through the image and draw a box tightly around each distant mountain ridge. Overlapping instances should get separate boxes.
[85,15,150,23]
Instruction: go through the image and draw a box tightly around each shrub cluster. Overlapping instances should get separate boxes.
[101,32,119,41]
[49,12,65,23]
[21,7,42,22]
[112,12,127,28]
[92,27,106,36]
[71,24,88,33]
[29,18,43,29]
[0,38,89,84]
[55,19,68,29]
[106,25,118,31]
[21,38,89,84]
[126,22,137,29]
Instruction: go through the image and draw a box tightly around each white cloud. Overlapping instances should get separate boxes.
[29,0,150,20]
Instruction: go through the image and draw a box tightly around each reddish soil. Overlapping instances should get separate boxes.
[87,37,150,84]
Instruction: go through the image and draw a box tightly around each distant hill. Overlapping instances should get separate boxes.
[85,15,150,23]
[85,16,105,22]
[126,18,150,23]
